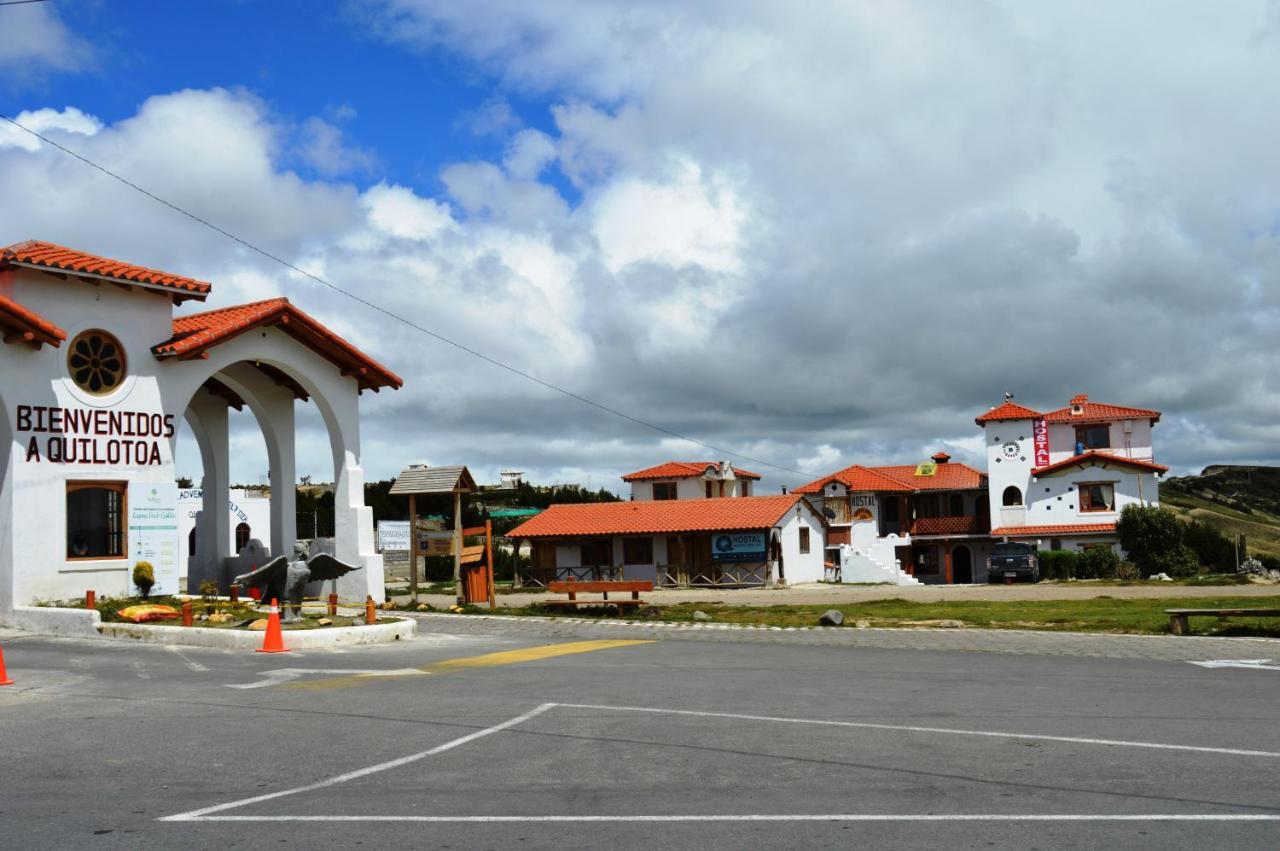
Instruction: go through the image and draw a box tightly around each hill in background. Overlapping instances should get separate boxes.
[1161,465,1280,559]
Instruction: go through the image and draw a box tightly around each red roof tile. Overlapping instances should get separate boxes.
[2,240,210,301]
[622,461,762,481]
[1041,396,1161,424]
[153,297,402,391]
[795,461,986,494]
[975,400,1042,424]
[508,494,806,538]
[0,293,65,348]
[990,523,1116,537]
[1032,451,1168,477]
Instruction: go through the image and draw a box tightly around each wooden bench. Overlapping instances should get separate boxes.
[1165,608,1280,636]
[546,580,653,611]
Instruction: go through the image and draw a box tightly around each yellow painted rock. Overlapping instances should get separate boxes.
[117,604,180,623]
[248,618,269,631]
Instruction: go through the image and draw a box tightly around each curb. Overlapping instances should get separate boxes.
[97,616,415,649]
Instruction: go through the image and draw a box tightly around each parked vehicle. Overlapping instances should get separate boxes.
[987,542,1039,583]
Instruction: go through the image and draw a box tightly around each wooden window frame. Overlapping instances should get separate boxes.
[580,539,612,567]
[799,527,811,554]
[652,481,678,501]
[622,537,654,565]
[66,480,128,561]
[741,480,750,497]
[705,480,714,499]
[1075,424,1111,451]
[1078,481,1116,513]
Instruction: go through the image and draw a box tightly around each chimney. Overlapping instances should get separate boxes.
[931,452,952,464]
[1070,394,1088,416]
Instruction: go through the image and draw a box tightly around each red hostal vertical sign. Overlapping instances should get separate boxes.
[1033,418,1050,467]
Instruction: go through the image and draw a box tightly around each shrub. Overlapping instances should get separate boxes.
[1182,519,1237,573]
[1159,545,1201,578]
[132,561,155,599]
[198,579,219,600]
[1038,550,1079,581]
[1115,560,1140,581]
[1078,546,1121,579]
[1117,505,1189,577]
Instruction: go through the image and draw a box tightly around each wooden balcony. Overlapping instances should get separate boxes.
[908,515,990,536]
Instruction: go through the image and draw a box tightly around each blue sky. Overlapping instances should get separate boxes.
[3,1,1280,489]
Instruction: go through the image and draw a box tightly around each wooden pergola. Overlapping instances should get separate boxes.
[389,464,477,604]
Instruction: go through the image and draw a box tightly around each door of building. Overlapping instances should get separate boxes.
[953,545,973,584]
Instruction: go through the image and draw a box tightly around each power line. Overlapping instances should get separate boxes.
[0,1,53,7]
[0,113,808,481]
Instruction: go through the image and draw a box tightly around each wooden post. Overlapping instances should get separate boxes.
[453,489,463,606]
[408,494,419,605]
[485,519,496,609]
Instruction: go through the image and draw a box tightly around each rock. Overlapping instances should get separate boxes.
[416,603,429,612]
[1150,572,1173,582]
[248,618,269,631]
[692,610,712,622]
[196,613,208,621]
[206,612,233,624]
[317,617,333,626]
[938,620,965,629]
[855,619,871,629]
[819,609,844,627]
[635,605,663,620]
[382,600,398,610]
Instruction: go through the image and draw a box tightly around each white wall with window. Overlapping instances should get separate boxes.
[1025,463,1158,525]
[1047,418,1154,462]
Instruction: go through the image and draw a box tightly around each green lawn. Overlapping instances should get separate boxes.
[493,594,1280,637]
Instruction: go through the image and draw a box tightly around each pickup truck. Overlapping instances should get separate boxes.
[986,542,1039,583]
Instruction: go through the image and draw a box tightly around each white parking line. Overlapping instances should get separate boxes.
[160,701,1280,824]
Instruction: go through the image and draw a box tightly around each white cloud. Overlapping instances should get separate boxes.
[0,3,94,83]
[294,117,377,177]
[0,107,102,152]
[361,182,454,240]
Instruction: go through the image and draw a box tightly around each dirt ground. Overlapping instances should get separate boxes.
[390,579,1280,609]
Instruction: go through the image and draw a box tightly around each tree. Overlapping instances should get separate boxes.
[1116,505,1199,577]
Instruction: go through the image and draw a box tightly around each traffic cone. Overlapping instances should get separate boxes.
[255,598,289,653]
[0,644,14,686]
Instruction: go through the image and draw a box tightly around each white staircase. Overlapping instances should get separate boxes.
[837,545,920,585]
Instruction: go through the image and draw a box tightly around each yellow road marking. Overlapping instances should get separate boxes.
[288,639,654,691]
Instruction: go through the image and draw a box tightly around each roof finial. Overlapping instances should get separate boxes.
[1004,391,1014,402]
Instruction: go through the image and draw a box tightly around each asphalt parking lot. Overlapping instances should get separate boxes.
[1,617,1278,849]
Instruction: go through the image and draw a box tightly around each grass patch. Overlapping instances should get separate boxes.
[39,595,370,630]
[470,594,1280,637]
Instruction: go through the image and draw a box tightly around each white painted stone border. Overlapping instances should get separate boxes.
[98,616,415,649]
[0,605,103,637]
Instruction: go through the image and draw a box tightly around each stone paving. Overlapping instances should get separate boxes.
[409,611,1280,663]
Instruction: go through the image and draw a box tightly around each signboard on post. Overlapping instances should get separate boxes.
[128,482,179,596]
[422,533,455,557]
[712,532,767,562]
[1033,418,1051,467]
[377,520,410,552]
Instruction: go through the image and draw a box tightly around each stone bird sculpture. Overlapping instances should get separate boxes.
[233,553,362,622]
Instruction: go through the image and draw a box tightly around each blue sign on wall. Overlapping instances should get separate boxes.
[712,532,767,562]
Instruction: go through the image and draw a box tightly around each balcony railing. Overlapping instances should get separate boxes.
[908,515,990,536]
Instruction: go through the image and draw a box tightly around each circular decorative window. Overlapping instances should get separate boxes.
[67,330,127,395]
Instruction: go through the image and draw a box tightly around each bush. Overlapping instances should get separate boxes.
[1117,505,1196,578]
[1182,519,1237,573]
[132,561,155,599]
[1159,545,1201,578]
[1116,560,1140,581]
[1038,550,1079,581]
[1078,546,1121,579]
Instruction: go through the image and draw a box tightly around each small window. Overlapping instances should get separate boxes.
[67,481,127,559]
[705,481,714,499]
[1079,483,1115,513]
[1050,538,1062,551]
[623,537,653,565]
[799,527,811,554]
[67,330,127,395]
[581,540,612,566]
[1002,486,1023,507]
[741,480,751,497]
[235,522,251,553]
[948,494,964,516]
[1075,425,1111,451]
[652,482,677,500]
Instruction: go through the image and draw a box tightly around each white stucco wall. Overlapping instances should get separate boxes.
[1047,418,1154,462]
[177,487,272,577]
[983,417,1036,528]
[628,471,751,501]
[1025,463,1159,524]
[778,501,826,584]
[0,267,387,610]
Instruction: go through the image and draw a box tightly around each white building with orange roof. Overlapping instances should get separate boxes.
[0,240,400,620]
[622,460,762,501]
[977,393,1166,552]
[794,452,991,584]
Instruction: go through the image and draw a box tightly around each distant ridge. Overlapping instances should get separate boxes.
[1162,465,1280,558]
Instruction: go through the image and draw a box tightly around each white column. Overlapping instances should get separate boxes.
[186,392,232,593]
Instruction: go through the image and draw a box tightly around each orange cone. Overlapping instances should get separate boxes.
[255,597,289,653]
[0,644,14,686]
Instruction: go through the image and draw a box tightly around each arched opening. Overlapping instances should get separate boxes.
[1002,485,1023,507]
[188,527,197,557]
[235,522,251,553]
[948,493,964,516]
[952,546,973,584]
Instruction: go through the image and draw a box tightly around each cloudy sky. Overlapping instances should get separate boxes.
[3,0,1279,493]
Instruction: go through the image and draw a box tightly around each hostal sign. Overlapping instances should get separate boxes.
[16,404,174,466]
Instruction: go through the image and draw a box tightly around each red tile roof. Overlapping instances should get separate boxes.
[153,297,403,391]
[795,461,986,494]
[975,400,1042,424]
[1041,396,1161,424]
[508,494,806,538]
[622,461,762,481]
[1032,451,1168,477]
[0,293,66,349]
[2,240,210,301]
[990,523,1116,537]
